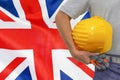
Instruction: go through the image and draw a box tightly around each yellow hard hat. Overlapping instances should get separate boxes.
[72,16,112,54]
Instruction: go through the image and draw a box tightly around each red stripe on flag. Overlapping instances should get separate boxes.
[0,57,26,79]
[68,57,94,78]
[0,11,14,21]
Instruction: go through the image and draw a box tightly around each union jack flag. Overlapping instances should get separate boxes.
[0,0,93,80]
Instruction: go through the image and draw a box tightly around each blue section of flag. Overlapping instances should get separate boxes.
[15,66,32,80]
[45,0,63,18]
[81,11,90,20]
[0,0,19,17]
[60,70,73,80]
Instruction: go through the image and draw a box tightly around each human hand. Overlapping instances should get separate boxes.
[70,49,99,64]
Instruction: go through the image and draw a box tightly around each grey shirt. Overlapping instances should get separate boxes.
[60,0,120,56]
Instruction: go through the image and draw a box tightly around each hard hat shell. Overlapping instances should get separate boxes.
[72,16,112,54]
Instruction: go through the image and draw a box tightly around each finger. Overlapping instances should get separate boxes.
[89,52,99,56]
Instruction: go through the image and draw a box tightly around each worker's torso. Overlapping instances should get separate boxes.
[89,0,120,55]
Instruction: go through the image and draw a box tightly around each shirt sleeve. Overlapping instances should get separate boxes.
[60,0,89,19]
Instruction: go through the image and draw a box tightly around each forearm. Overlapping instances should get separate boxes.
[55,10,99,64]
[55,10,76,52]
